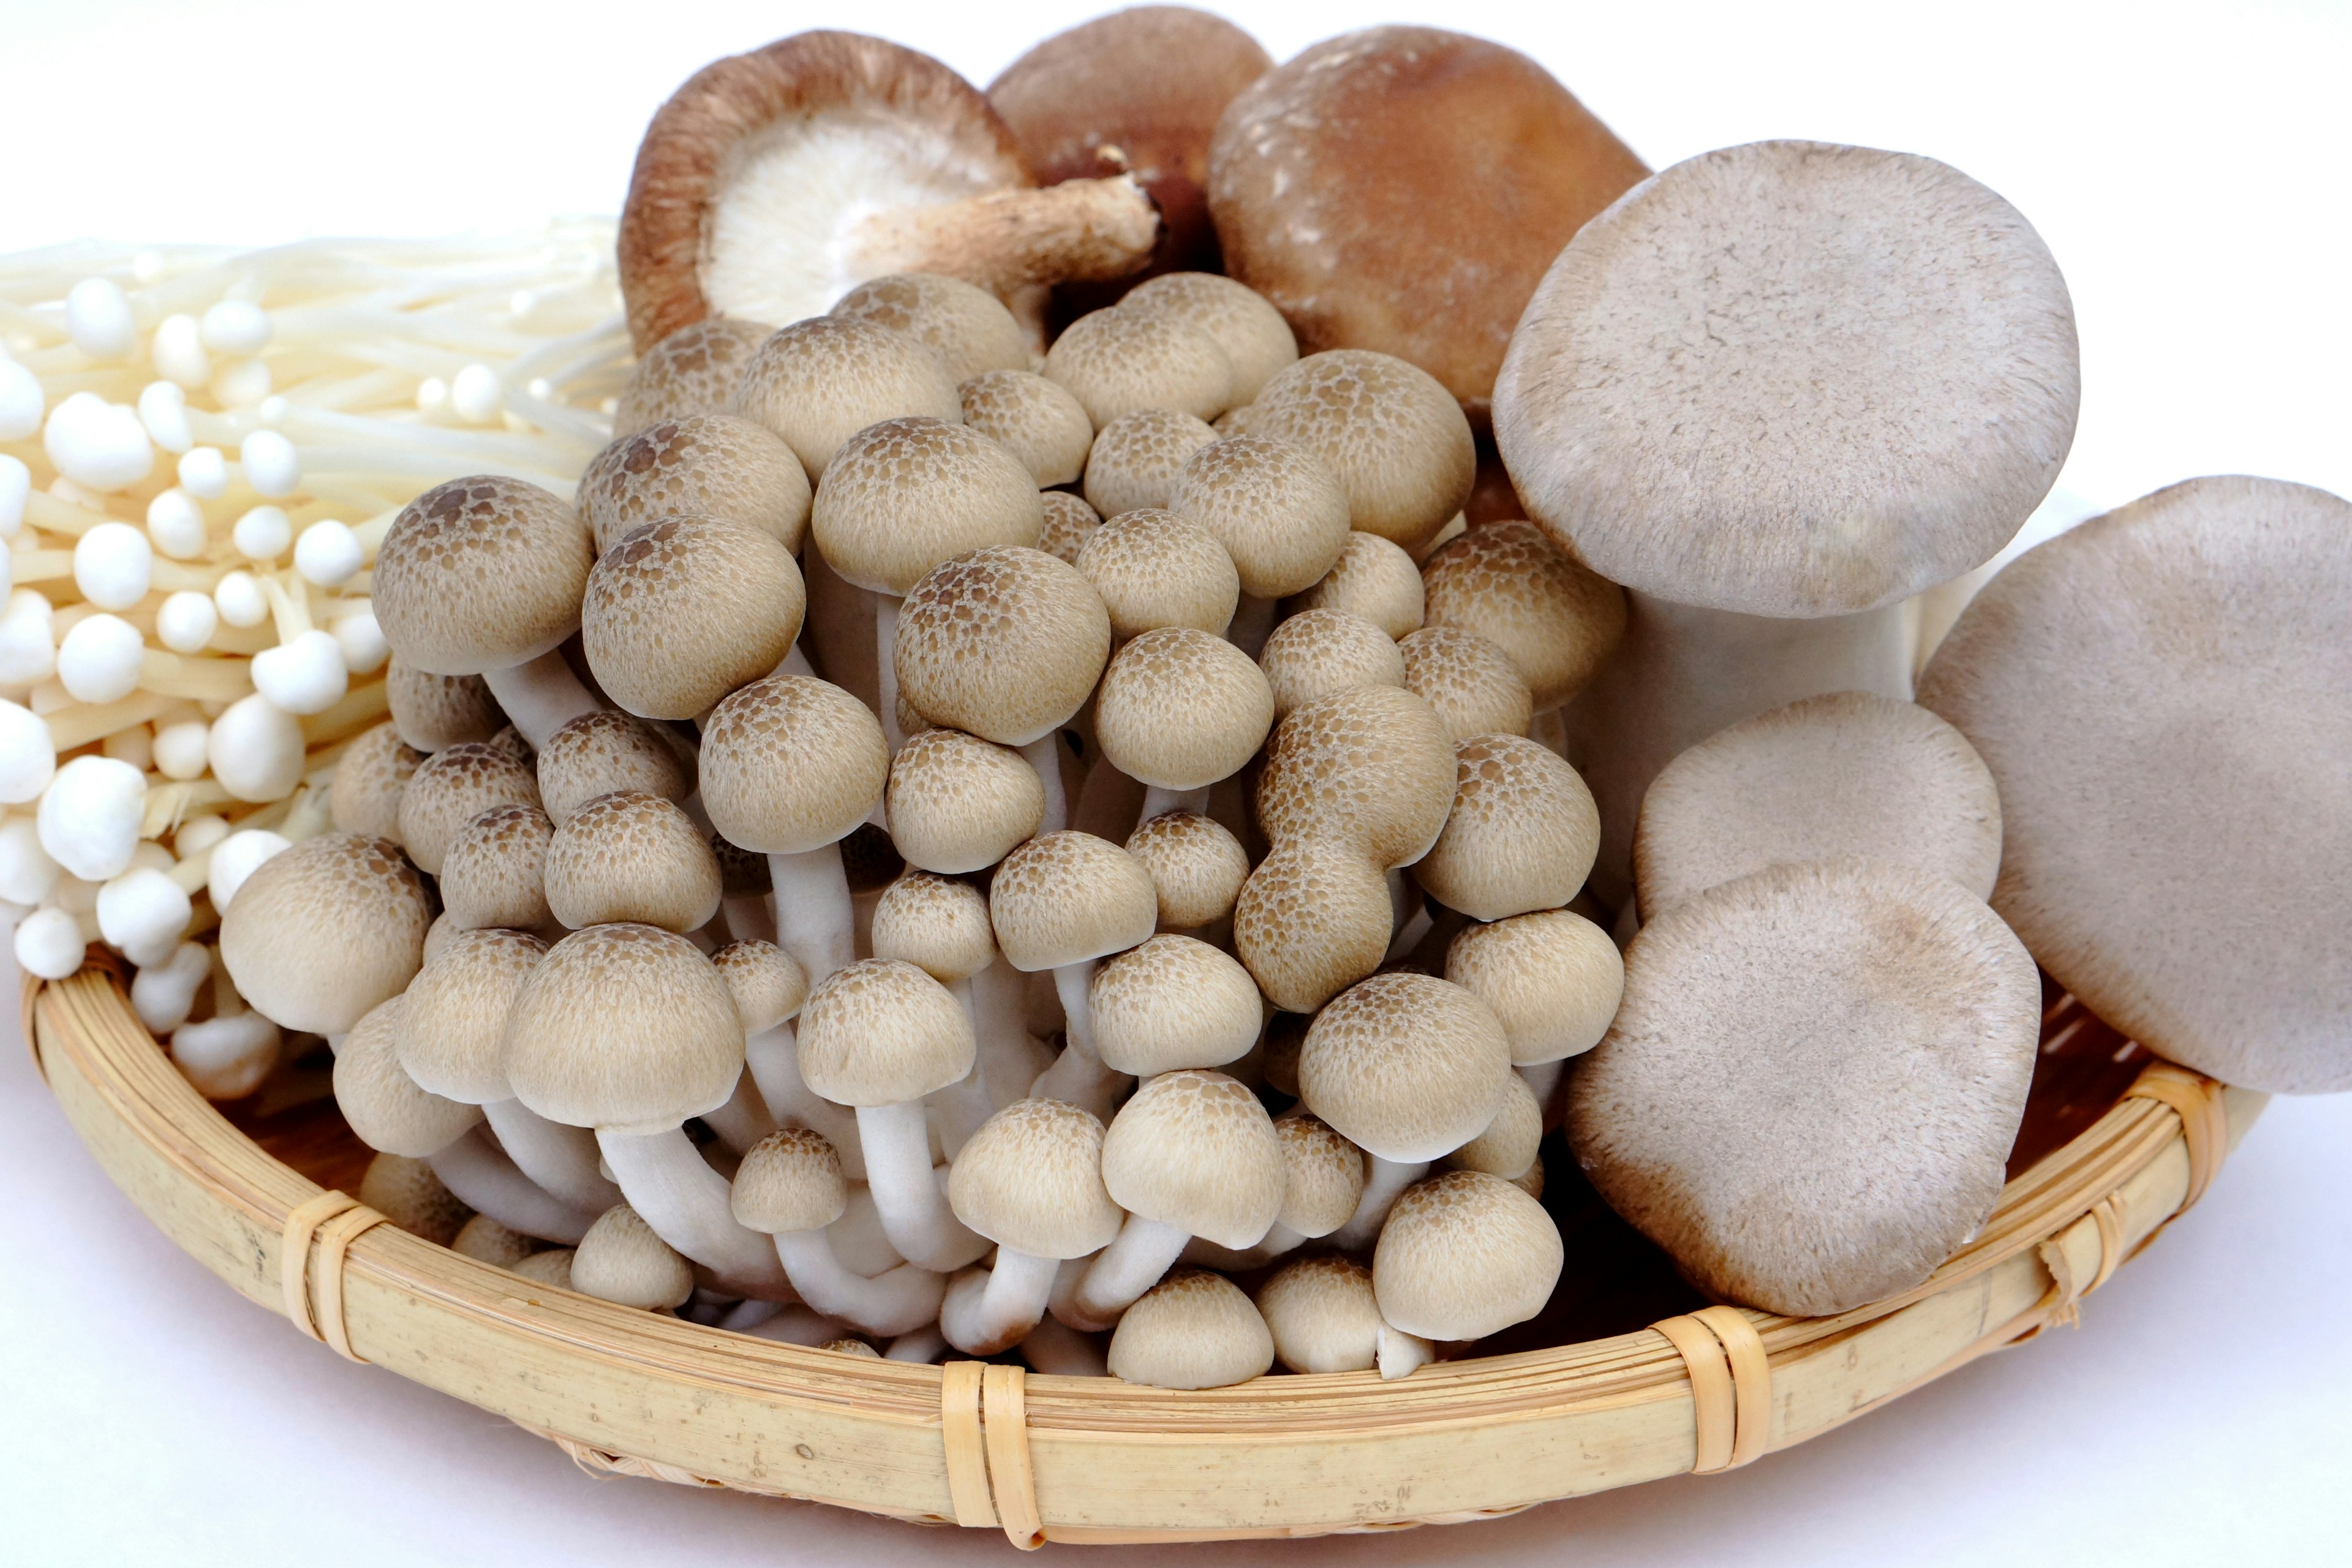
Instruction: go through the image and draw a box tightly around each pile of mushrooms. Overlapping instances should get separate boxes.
[31,9,2352,1392]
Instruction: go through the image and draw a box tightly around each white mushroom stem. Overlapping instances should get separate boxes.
[1020,735,1069,834]
[426,1126,596,1243]
[480,1098,624,1214]
[926,1060,995,1163]
[873,593,906,754]
[1021,1314,1108,1378]
[743,1021,866,1180]
[481,648,602,751]
[1073,1214,1193,1322]
[940,1248,1063,1355]
[722,892,775,945]
[970,961,1047,1109]
[1029,959,1131,1120]
[741,1305,852,1345]
[856,1099,990,1272]
[700,1068,779,1156]
[769,1227,944,1336]
[1139,785,1210,823]
[886,1323,949,1363]
[1327,1156,1431,1251]
[1183,1220,1313,1273]
[1227,593,1276,658]
[1563,592,1912,905]
[595,1126,794,1298]
[767,845,854,987]
[1377,1324,1436,1381]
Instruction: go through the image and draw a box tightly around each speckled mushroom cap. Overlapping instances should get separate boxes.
[1420,519,1626,710]
[987,831,1158,972]
[1095,628,1273,791]
[1036,491,1102,565]
[1398,627,1533,742]
[1101,1069,1283,1248]
[960,370,1095,488]
[396,741,542,875]
[395,926,547,1105]
[1918,475,2352,1094]
[1414,735,1599,921]
[334,996,484,1158]
[870,872,997,983]
[797,957,974,1106]
[1259,609,1405,722]
[1373,1170,1562,1340]
[1445,908,1623,1066]
[1570,857,2041,1315]
[812,417,1042,595]
[1255,684,1456,871]
[330,722,421,843]
[372,476,596,677]
[884,727,1046,874]
[1107,1270,1273,1389]
[1444,1070,1542,1178]
[219,833,431,1036]
[456,1220,538,1268]
[504,923,747,1136]
[730,1128,851,1234]
[575,413,812,557]
[735,317,965,481]
[1169,434,1351,599]
[616,317,773,435]
[439,802,554,932]
[1243,352,1475,556]
[1232,837,1392,1014]
[1123,273,1297,405]
[385,660,503,753]
[535,711,693,828]
[1496,141,2080,617]
[832,273,1030,384]
[1257,1254,1384,1374]
[1273,1111,1366,1238]
[712,940,810,1033]
[571,1205,695,1311]
[1044,306,1234,427]
[543,790,723,933]
[1124,810,1248,932]
[1090,935,1264,1076]
[946,1097,1124,1258]
[1081,408,1218,519]
[1636,691,2002,922]
[1289,531,1424,639]
[699,676,889,855]
[358,1153,470,1248]
[1074,510,1238,639]
[894,547,1111,746]
[582,517,807,720]
[1298,972,1513,1162]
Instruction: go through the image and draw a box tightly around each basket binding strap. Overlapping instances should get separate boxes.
[281,1189,389,1362]
[1650,1306,1773,1473]
[2124,1061,2230,1214]
[940,1361,1044,1548]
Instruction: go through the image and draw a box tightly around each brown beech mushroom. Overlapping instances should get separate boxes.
[884,726,1046,875]
[218,832,430,1039]
[1106,1270,1273,1390]
[581,516,806,722]
[1123,273,1297,405]
[1372,1170,1562,1343]
[1255,684,1457,873]
[328,721,420,843]
[1420,518,1626,717]
[1124,809,1248,933]
[1289,531,1425,639]
[385,660,502,754]
[1413,735,1600,924]
[1918,475,2352,1094]
[1232,837,1394,1014]
[1398,626,1534,743]
[1496,141,2079,905]
[395,741,541,876]
[1073,510,1238,641]
[438,802,555,933]
[987,830,1158,1118]
[1169,433,1352,649]
[1258,1254,1429,1379]
[831,273,1029,384]
[1036,490,1102,565]
[543,790,723,933]
[1208,27,1645,417]
[575,413,810,557]
[614,318,771,435]
[534,710,692,828]
[960,371,1095,488]
[1258,608,1404,723]
[1044,306,1234,428]
[1446,908,1624,1109]
[617,31,1158,352]
[1243,351,1475,557]
[735,317,962,482]
[1082,408,1218,519]
[1093,627,1273,821]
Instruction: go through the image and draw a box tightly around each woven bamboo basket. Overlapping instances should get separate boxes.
[23,954,2262,1547]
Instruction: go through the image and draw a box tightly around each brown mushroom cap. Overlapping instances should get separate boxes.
[1094,628,1273,791]
[1124,809,1248,931]
[1444,908,1622,1066]
[1043,306,1234,428]
[1917,475,2352,1094]
[1414,735,1599,921]
[735,317,964,481]
[1372,1170,1562,1340]
[395,926,547,1104]
[575,413,812,557]
[1495,141,2080,617]
[1168,433,1352,600]
[1081,407,1219,520]
[1035,490,1102,565]
[1208,27,1646,413]
[543,790,723,933]
[1107,1268,1273,1389]
[947,1096,1124,1258]
[1074,509,1238,639]
[988,831,1158,972]
[535,711,693,829]
[219,832,431,1035]
[699,676,890,856]
[385,660,503,754]
[1636,691,2002,921]
[571,1204,695,1310]
[396,741,542,875]
[582,516,807,720]
[832,273,1030,384]
[1570,857,2041,1314]
[1090,936,1264,1076]
[439,802,555,932]
[329,721,421,843]
[884,726,1047,875]
[712,939,810,1034]
[1421,519,1626,710]
[1123,273,1296,405]
[1255,684,1456,871]
[334,995,484,1157]
[1398,626,1534,742]
[895,546,1110,747]
[870,872,997,984]
[615,317,772,435]
[372,477,595,677]
[1298,971,1513,1162]
[1243,351,1475,555]
[960,370,1096,488]
[798,957,974,1106]
[1257,1254,1382,1373]
[1101,1068,1283,1248]
[1289,530,1424,639]
[731,1127,850,1234]
[1232,837,1392,1014]
[1444,1069,1542,1178]
[1273,1111,1367,1238]
[812,417,1043,595]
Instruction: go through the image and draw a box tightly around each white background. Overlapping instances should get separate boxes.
[4,2,2350,1563]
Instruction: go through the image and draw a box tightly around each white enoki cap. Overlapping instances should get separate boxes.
[1106,1270,1273,1389]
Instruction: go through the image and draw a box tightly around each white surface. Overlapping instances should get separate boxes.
[4,3,2350,1562]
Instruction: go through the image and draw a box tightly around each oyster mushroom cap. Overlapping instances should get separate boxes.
[581,516,806,720]
[1241,350,1474,556]
[812,416,1043,596]
[372,476,594,678]
[575,413,811,557]
[1420,518,1626,710]
[1414,734,1600,922]
[219,832,431,1036]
